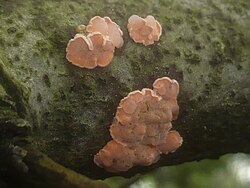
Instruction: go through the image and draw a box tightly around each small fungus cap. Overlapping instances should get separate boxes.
[153,77,180,119]
[94,140,135,172]
[66,32,115,69]
[157,131,183,154]
[87,16,124,48]
[127,15,162,46]
[153,77,179,100]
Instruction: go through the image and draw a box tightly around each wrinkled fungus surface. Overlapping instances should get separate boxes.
[66,32,115,69]
[87,16,124,48]
[94,77,182,172]
[127,15,162,46]
[66,16,123,69]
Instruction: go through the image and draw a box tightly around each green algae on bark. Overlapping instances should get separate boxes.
[0,0,250,185]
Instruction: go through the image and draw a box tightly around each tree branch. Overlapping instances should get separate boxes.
[0,0,249,185]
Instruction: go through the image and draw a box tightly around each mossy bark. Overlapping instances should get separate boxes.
[0,0,250,187]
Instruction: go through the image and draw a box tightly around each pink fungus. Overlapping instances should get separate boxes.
[127,15,162,46]
[66,32,115,69]
[66,16,123,69]
[157,131,183,154]
[133,145,160,166]
[87,16,124,48]
[94,140,134,172]
[94,77,182,172]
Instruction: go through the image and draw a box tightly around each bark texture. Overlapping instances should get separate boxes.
[0,0,250,187]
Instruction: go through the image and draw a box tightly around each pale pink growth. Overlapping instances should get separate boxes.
[115,108,133,125]
[157,131,183,154]
[87,16,108,35]
[66,32,115,69]
[115,90,144,125]
[153,77,179,99]
[147,124,159,137]
[117,91,144,119]
[94,77,182,172]
[110,122,146,145]
[87,16,124,48]
[66,34,96,69]
[159,123,173,139]
[133,145,160,166]
[116,89,162,125]
[141,88,161,103]
[127,15,162,46]
[127,15,145,31]
[105,17,124,48]
[166,99,179,120]
[153,77,180,119]
[120,97,138,114]
[94,140,134,172]
[143,123,171,146]
[145,15,162,41]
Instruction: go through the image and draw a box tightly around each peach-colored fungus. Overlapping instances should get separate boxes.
[66,32,115,69]
[94,140,135,172]
[127,15,162,46]
[157,131,183,154]
[94,77,182,172]
[86,16,124,48]
[66,16,123,69]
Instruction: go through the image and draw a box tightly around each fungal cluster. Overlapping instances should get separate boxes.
[127,15,162,46]
[66,15,163,69]
[94,77,182,172]
[66,16,123,69]
[65,16,181,172]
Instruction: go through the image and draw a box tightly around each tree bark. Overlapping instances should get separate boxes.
[0,0,250,187]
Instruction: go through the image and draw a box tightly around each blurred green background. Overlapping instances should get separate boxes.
[105,153,250,188]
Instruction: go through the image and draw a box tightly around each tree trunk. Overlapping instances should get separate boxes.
[0,0,250,187]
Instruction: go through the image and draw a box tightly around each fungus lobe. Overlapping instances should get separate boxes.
[66,32,115,69]
[66,16,123,69]
[127,15,162,46]
[86,16,124,48]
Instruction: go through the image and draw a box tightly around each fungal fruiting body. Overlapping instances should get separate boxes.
[66,16,123,69]
[94,77,183,172]
[127,15,162,46]
[86,16,124,48]
[66,33,115,69]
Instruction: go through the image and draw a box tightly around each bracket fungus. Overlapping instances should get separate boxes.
[94,77,183,172]
[66,16,123,69]
[127,15,162,46]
